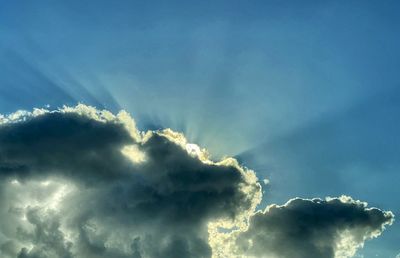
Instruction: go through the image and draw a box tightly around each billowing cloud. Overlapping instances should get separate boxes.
[0,105,261,258]
[0,105,394,258]
[231,196,394,258]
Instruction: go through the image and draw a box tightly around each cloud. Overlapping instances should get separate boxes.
[230,196,394,258]
[0,104,394,258]
[0,104,261,258]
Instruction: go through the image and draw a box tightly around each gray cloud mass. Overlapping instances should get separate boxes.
[234,197,394,258]
[0,105,394,258]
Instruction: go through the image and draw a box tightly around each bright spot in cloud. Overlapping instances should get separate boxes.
[44,184,72,210]
[121,145,146,163]
[11,179,20,185]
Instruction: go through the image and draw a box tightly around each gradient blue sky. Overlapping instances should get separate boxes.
[0,1,399,257]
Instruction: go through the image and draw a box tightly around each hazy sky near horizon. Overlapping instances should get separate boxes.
[0,1,399,257]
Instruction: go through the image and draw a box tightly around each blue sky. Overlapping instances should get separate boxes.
[0,1,399,257]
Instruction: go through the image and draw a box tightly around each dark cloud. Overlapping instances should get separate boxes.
[0,105,261,258]
[233,197,394,258]
[0,105,394,258]
[0,111,134,184]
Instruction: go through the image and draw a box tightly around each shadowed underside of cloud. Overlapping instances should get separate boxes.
[0,105,394,258]
[232,196,394,258]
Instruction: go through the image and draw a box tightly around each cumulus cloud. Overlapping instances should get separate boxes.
[231,196,394,258]
[0,104,261,258]
[0,104,394,258]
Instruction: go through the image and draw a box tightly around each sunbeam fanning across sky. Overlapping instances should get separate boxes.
[0,1,399,257]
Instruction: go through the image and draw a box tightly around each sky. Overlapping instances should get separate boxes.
[0,1,399,257]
